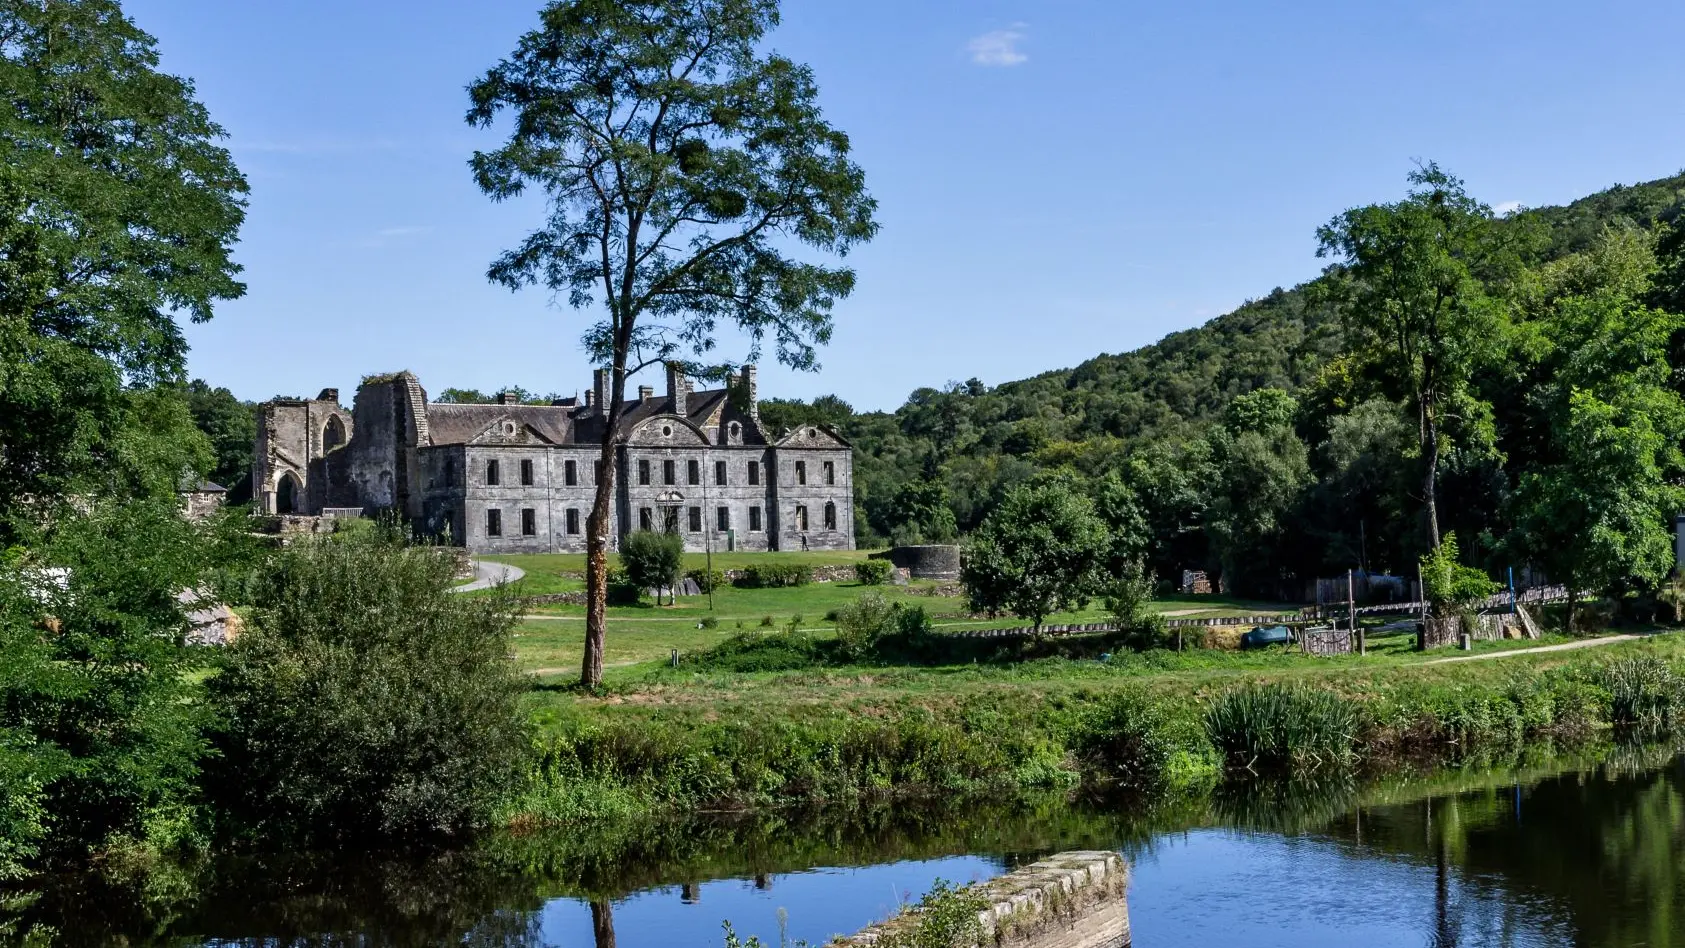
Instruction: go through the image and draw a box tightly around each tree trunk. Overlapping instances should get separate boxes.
[591,900,616,948]
[582,427,618,689]
[1422,394,1442,550]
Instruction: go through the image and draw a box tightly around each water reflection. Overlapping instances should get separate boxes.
[9,747,1685,946]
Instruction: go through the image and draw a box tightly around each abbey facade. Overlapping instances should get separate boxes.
[252,365,854,554]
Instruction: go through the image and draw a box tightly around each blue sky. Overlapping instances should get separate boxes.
[133,0,1685,412]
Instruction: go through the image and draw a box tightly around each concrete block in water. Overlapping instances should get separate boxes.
[831,850,1129,948]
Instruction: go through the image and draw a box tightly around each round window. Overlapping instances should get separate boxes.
[808,428,817,438]
[504,422,516,434]
[662,424,673,437]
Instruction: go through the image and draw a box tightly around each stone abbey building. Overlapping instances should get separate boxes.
[252,366,854,553]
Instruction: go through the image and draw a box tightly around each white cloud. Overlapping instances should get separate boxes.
[968,25,1028,67]
[1493,200,1523,216]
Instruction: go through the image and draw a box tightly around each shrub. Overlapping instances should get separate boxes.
[686,628,826,673]
[620,531,683,603]
[205,529,528,840]
[855,560,892,585]
[699,615,719,630]
[835,592,899,661]
[737,563,813,588]
[1604,657,1685,733]
[1205,684,1358,772]
[1105,560,1168,651]
[685,568,727,593]
[1075,690,1209,790]
[759,615,775,627]
[605,568,642,606]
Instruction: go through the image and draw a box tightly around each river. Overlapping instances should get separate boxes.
[17,745,1685,946]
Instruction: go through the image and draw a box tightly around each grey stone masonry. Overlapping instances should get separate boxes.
[255,366,854,554]
[832,851,1129,948]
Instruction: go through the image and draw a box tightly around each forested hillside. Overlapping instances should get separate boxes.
[760,168,1685,595]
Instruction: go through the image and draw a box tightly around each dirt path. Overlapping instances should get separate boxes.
[453,559,526,592]
[1425,634,1644,664]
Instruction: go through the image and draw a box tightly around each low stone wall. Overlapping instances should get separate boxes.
[832,850,1129,948]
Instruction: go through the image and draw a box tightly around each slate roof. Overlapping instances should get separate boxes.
[422,387,768,447]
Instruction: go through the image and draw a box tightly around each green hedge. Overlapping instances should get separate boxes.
[735,563,813,588]
[855,560,893,585]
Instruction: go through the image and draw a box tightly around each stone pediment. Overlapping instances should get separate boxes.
[775,424,851,449]
[467,416,559,446]
[628,415,710,446]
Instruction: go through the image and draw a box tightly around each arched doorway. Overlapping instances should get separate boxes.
[323,414,346,452]
[276,472,301,514]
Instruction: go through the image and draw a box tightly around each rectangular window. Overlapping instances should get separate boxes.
[715,460,727,485]
[717,506,730,531]
[749,506,763,532]
[688,506,702,532]
[662,459,676,486]
[486,460,500,486]
[748,461,760,485]
[566,508,580,535]
[795,505,809,530]
[521,508,536,536]
[520,459,534,486]
[486,508,502,537]
[663,507,680,534]
[594,460,603,485]
[824,502,837,530]
[795,461,806,485]
[638,459,650,485]
[824,461,835,486]
[687,459,700,486]
[565,460,578,486]
[639,507,653,532]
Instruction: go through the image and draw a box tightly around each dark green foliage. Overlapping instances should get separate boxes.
[619,531,684,603]
[685,568,727,593]
[1205,684,1359,772]
[1419,533,1499,611]
[1075,690,1201,790]
[961,480,1107,632]
[0,500,211,868]
[854,560,892,586]
[0,0,247,524]
[205,529,527,841]
[737,563,813,588]
[685,628,827,673]
[604,569,642,606]
[182,380,255,495]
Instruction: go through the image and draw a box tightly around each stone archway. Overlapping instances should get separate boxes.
[323,413,347,452]
[275,471,302,514]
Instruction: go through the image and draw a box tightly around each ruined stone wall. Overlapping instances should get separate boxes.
[252,393,352,515]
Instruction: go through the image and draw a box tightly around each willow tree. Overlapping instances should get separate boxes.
[1315,164,1529,549]
[468,0,877,687]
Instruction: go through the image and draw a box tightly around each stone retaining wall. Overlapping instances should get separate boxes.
[832,851,1129,948]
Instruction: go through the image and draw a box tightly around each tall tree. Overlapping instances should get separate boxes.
[469,0,877,687]
[960,479,1108,636]
[184,379,255,492]
[1316,164,1527,550]
[0,0,247,525]
[1507,228,1685,628]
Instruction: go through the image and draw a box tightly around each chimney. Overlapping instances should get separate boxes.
[638,385,654,401]
[593,369,609,416]
[498,391,520,405]
[742,364,759,422]
[666,362,689,416]
[316,388,339,403]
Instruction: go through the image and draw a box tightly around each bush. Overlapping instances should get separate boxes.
[699,615,719,630]
[205,529,528,840]
[1075,690,1206,790]
[1105,560,1168,651]
[1604,656,1685,733]
[605,568,642,606]
[737,563,813,588]
[685,568,727,593]
[855,560,892,586]
[620,531,683,603]
[1205,684,1358,772]
[759,615,775,627]
[835,592,899,661]
[685,628,826,673]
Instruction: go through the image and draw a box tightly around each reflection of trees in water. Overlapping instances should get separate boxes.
[1316,751,1685,948]
[16,751,1685,946]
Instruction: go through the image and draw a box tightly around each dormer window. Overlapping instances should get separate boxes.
[728,422,741,442]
